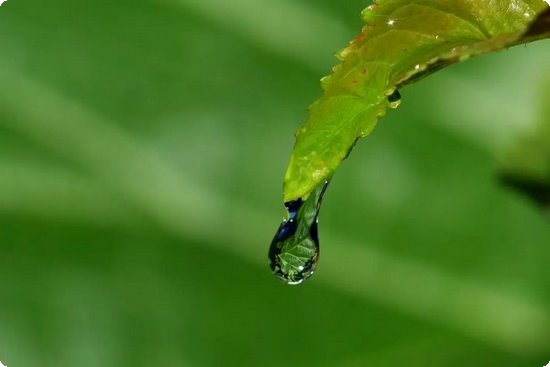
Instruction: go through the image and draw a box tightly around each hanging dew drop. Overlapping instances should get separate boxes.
[387,89,401,109]
[268,180,330,285]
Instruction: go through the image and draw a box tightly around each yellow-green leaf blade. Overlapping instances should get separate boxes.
[283,0,550,202]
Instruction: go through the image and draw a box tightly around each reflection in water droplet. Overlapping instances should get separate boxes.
[387,89,401,109]
[268,180,330,285]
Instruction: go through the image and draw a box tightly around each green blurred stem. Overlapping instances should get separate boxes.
[0,159,137,226]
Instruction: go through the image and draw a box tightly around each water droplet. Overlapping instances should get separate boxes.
[268,180,330,285]
[387,89,401,109]
[361,4,378,25]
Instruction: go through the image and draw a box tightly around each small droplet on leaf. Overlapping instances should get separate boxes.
[387,89,402,109]
[361,5,378,25]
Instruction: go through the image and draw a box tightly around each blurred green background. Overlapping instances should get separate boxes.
[1,1,549,366]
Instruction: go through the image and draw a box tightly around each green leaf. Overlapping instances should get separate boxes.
[283,0,550,202]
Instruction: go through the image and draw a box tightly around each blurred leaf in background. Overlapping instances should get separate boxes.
[500,74,550,209]
[0,1,549,367]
